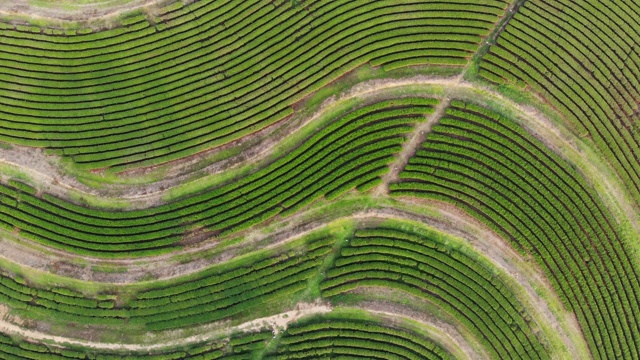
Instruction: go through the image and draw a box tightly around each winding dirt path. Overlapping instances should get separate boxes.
[1,201,492,283]
[359,303,482,360]
[0,301,331,351]
[236,300,332,335]
[0,0,165,23]
[0,76,463,208]
[0,77,634,290]
[0,3,613,357]
[0,300,475,357]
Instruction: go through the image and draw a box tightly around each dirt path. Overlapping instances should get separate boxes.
[0,201,445,283]
[397,199,590,359]
[512,102,640,234]
[0,298,478,357]
[0,301,331,351]
[0,4,611,357]
[0,300,468,355]
[378,0,521,193]
[0,205,590,356]
[350,205,589,358]
[358,302,482,360]
[377,97,451,195]
[0,0,165,23]
[0,196,543,283]
[236,300,332,335]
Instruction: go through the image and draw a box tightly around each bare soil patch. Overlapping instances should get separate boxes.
[237,300,332,335]
[0,0,166,23]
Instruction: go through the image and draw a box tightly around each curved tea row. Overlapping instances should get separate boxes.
[268,317,452,360]
[0,330,270,359]
[391,101,640,359]
[0,316,452,360]
[0,98,435,257]
[1,236,332,331]
[479,0,640,204]
[0,218,555,359]
[321,226,547,359]
[0,0,508,170]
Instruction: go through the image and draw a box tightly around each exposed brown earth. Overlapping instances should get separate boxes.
[0,0,166,23]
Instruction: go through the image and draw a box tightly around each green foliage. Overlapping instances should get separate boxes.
[0,0,508,170]
[0,98,433,257]
[267,317,452,360]
[320,225,547,359]
[391,101,640,359]
[478,0,640,209]
[0,329,262,359]
[0,236,332,331]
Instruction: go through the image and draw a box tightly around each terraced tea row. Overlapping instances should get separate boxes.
[479,0,640,204]
[0,215,563,358]
[320,226,547,359]
[391,101,640,359]
[0,98,435,257]
[0,315,453,360]
[0,0,508,170]
[0,236,331,331]
[268,318,451,360]
[5,0,638,359]
[0,328,271,359]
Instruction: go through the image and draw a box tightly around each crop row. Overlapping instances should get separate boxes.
[0,315,452,359]
[0,329,272,359]
[265,318,451,360]
[478,0,640,207]
[0,236,332,331]
[319,225,547,360]
[0,0,508,169]
[0,98,433,257]
[390,101,640,359]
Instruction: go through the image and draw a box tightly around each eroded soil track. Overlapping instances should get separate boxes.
[0,0,165,23]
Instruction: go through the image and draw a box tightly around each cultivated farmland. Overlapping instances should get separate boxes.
[0,0,638,359]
